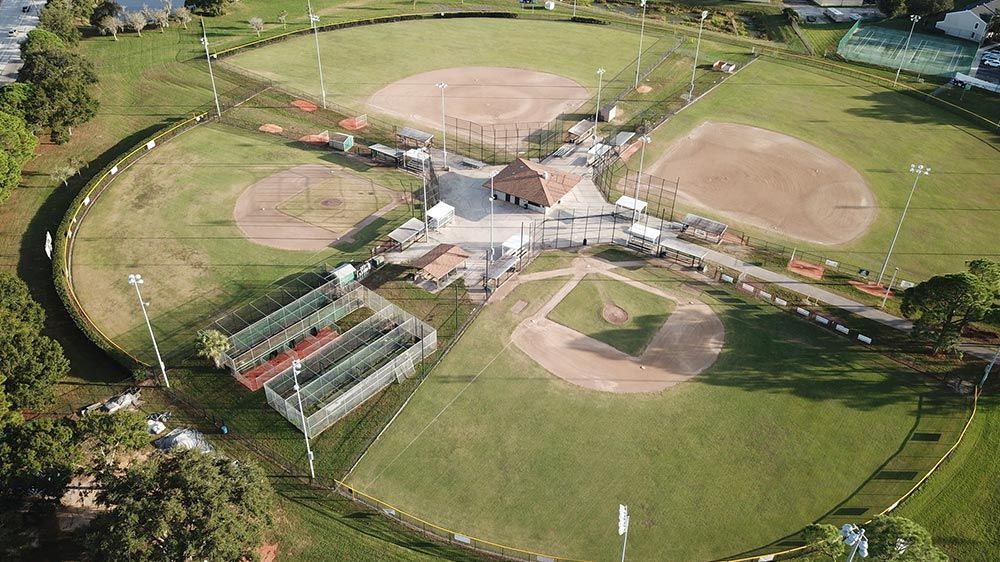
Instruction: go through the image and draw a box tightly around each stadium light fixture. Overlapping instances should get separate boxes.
[436,82,449,169]
[291,358,317,480]
[634,0,648,89]
[199,19,221,117]
[127,274,169,388]
[307,0,327,109]
[633,135,652,224]
[840,523,869,561]
[877,163,929,285]
[594,68,606,143]
[688,10,710,103]
[894,15,921,87]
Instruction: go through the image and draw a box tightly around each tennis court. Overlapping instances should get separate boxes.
[838,24,977,77]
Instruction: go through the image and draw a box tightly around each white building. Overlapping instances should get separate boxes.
[936,5,992,42]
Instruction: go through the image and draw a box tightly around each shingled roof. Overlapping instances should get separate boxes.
[484,158,582,208]
[410,244,471,282]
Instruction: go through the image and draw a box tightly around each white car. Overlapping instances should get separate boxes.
[982,58,1000,68]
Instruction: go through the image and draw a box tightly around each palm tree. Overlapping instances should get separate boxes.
[196,329,230,369]
[249,17,264,37]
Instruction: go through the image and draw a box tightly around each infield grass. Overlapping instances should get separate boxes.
[548,273,674,356]
[346,258,967,560]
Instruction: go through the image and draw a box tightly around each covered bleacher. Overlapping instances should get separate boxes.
[681,213,727,244]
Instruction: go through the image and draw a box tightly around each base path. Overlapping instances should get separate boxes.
[649,121,876,246]
[368,66,589,128]
[502,257,724,394]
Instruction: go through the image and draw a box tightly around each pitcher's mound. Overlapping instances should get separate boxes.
[602,303,629,325]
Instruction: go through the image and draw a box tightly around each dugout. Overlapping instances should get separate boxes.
[614,195,647,219]
[567,119,596,144]
[501,232,529,257]
[626,223,660,253]
[370,144,403,166]
[404,148,431,174]
[386,218,425,251]
[681,213,727,244]
[426,201,455,231]
[658,238,708,269]
[398,127,434,149]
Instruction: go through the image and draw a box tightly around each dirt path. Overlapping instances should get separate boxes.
[504,256,724,394]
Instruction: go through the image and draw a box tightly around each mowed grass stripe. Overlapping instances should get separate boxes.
[347,266,960,560]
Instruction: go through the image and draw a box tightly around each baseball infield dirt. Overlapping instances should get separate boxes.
[648,122,876,245]
[500,257,724,394]
[368,66,589,128]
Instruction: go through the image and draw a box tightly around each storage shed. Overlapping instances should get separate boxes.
[329,133,354,151]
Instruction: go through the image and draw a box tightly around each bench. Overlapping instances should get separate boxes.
[461,157,487,169]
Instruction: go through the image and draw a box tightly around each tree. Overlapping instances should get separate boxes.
[63,0,98,20]
[196,329,230,369]
[877,0,905,17]
[88,450,276,562]
[0,112,38,204]
[51,162,78,187]
[38,4,82,45]
[904,0,954,17]
[278,10,287,29]
[97,15,124,40]
[19,28,66,59]
[0,272,45,329]
[967,259,1000,294]
[185,0,238,16]
[901,263,997,354]
[77,410,148,472]
[249,16,264,37]
[0,83,33,121]
[19,47,100,143]
[0,418,81,501]
[865,516,948,561]
[802,524,845,561]
[170,6,192,29]
[151,8,170,31]
[124,10,147,36]
[0,314,70,410]
[0,374,18,432]
[90,1,124,27]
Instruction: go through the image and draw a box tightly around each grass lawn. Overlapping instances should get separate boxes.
[225,18,646,116]
[636,57,1000,281]
[70,121,420,365]
[346,258,967,560]
[898,393,1000,561]
[798,22,854,55]
[547,273,674,356]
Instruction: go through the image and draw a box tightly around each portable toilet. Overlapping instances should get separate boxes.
[332,263,357,286]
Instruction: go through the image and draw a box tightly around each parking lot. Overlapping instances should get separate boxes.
[0,0,43,85]
[973,46,1000,84]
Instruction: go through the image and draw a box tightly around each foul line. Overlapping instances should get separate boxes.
[362,339,514,489]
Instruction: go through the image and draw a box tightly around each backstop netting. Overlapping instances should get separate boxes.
[837,22,977,77]
[264,286,436,437]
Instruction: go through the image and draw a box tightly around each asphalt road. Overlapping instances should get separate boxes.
[0,0,43,85]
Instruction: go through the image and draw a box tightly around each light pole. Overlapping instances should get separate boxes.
[436,82,448,169]
[877,163,929,285]
[573,0,577,18]
[291,359,316,480]
[486,170,498,289]
[894,14,921,87]
[199,19,221,118]
[307,0,327,109]
[594,67,606,142]
[127,274,169,388]
[633,135,651,224]
[688,10,709,102]
[634,0,648,89]
[880,267,898,309]
[981,345,999,389]
[841,523,870,562]
[618,504,630,562]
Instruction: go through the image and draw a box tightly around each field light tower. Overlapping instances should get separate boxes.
[894,14,921,87]
[307,0,327,109]
[634,0,648,88]
[633,135,651,223]
[877,164,929,285]
[199,19,221,117]
[291,359,316,480]
[127,274,169,388]
[485,169,499,289]
[841,524,870,561]
[436,82,449,169]
[688,10,709,102]
[594,67,606,141]
[618,504,630,562]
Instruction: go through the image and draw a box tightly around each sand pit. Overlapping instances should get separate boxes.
[500,257,724,394]
[649,122,876,245]
[258,123,284,134]
[368,66,588,128]
[602,303,629,325]
[788,259,825,281]
[233,164,399,251]
[636,85,652,93]
[850,280,893,299]
[298,131,330,145]
[291,99,318,112]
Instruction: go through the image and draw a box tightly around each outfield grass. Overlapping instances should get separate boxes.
[640,57,1000,281]
[798,22,853,55]
[225,18,647,116]
[70,122,420,364]
[346,259,965,560]
[548,273,674,356]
